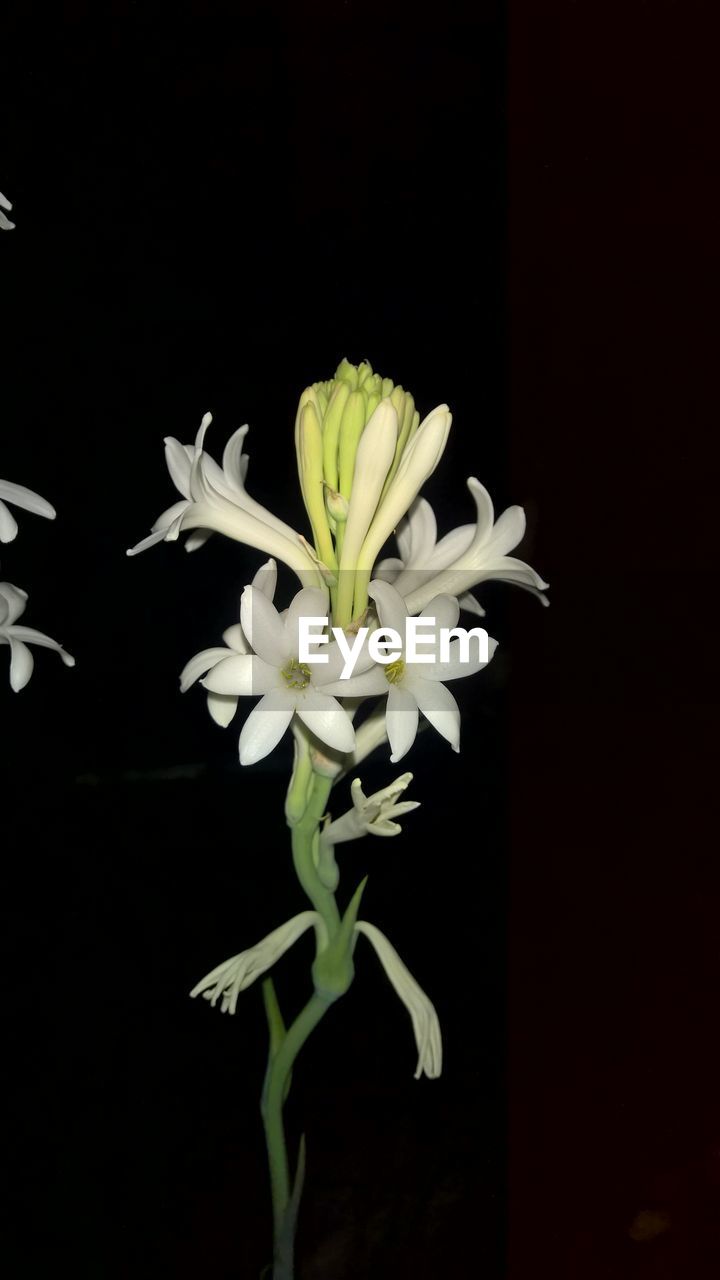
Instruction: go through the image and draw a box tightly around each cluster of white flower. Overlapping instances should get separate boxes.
[1,199,74,687]
[131,359,548,1078]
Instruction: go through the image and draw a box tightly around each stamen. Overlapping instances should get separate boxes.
[282,657,312,690]
[384,657,405,685]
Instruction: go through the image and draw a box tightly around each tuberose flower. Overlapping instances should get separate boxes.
[354,920,442,1079]
[201,585,373,765]
[0,582,74,690]
[396,480,549,617]
[349,580,498,763]
[322,773,419,845]
[0,478,55,543]
[375,496,486,616]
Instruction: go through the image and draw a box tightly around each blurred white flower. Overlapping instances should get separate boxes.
[0,478,55,543]
[397,480,549,617]
[190,912,327,1014]
[201,584,373,765]
[0,191,15,231]
[355,920,442,1079]
[128,413,320,585]
[0,582,74,690]
[355,580,498,763]
[322,773,419,845]
[179,558,277,727]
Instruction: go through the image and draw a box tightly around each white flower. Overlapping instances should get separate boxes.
[191,909,442,1079]
[375,496,486,616]
[179,558,277,727]
[0,191,15,231]
[128,413,320,586]
[201,584,374,765]
[354,920,442,1079]
[351,580,498,763]
[0,582,74,690]
[395,480,549,617]
[0,478,55,543]
[190,912,327,1014]
[322,773,419,845]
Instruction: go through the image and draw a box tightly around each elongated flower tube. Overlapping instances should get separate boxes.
[190,912,328,1014]
[0,191,14,231]
[354,921,442,1079]
[352,405,452,618]
[400,477,549,616]
[334,398,398,627]
[0,478,55,543]
[0,582,74,690]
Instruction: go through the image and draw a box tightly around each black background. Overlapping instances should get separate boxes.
[1,2,718,1278]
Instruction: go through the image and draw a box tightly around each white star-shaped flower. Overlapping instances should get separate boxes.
[0,583,74,690]
[201,584,373,765]
[349,580,498,763]
[0,478,55,543]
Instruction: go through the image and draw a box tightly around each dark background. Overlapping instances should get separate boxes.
[1,2,717,1278]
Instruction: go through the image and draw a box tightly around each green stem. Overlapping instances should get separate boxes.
[261,993,332,1276]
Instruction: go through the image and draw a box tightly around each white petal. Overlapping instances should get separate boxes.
[367,579,409,635]
[221,425,250,491]
[0,582,28,625]
[458,591,486,617]
[0,500,18,542]
[163,437,193,498]
[206,691,238,727]
[238,688,295,764]
[240,586,291,667]
[8,625,75,665]
[421,634,498,682]
[7,638,34,690]
[466,477,495,546]
[373,557,404,583]
[296,688,356,754]
[251,557,278,600]
[427,523,475,570]
[396,497,437,566]
[202,653,279,696]
[151,498,190,533]
[222,623,249,654]
[419,593,459,632]
[126,526,173,556]
[320,667,388,697]
[482,555,549,592]
[184,529,212,552]
[179,647,232,693]
[385,685,419,763]
[0,479,55,521]
[284,587,331,655]
[355,921,442,1079]
[409,678,461,752]
[482,504,526,559]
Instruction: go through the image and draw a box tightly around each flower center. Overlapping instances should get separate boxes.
[384,657,406,685]
[282,657,312,691]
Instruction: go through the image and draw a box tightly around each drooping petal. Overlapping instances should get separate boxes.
[458,591,486,617]
[238,688,295,765]
[407,677,461,752]
[179,647,232,693]
[222,623,248,654]
[7,637,34,691]
[354,920,442,1079]
[481,503,526,559]
[190,911,324,1013]
[240,586,291,667]
[480,554,550,593]
[206,691,238,727]
[367,579,409,636]
[0,479,56,521]
[7,625,75,665]
[419,593,460,633]
[385,684,419,763]
[221,425,250,491]
[184,528,212,553]
[202,653,279,696]
[466,477,496,547]
[295,688,356,754]
[0,500,18,543]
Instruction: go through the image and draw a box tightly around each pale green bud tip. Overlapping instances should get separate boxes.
[324,483,350,523]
